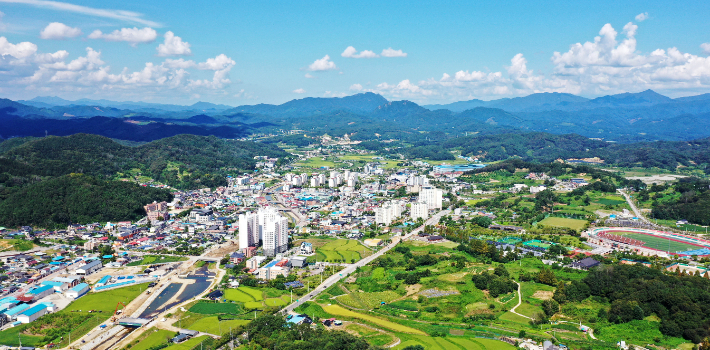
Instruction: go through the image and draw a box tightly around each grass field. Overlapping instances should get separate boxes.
[238,286,264,301]
[188,302,242,314]
[130,328,174,350]
[538,217,588,230]
[614,231,700,252]
[394,335,516,350]
[224,287,263,302]
[126,255,187,266]
[244,301,264,309]
[322,304,426,335]
[165,335,209,350]
[314,239,368,263]
[188,316,250,335]
[265,297,287,306]
[337,291,401,309]
[67,283,150,312]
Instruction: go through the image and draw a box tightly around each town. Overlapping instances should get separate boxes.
[0,135,708,350]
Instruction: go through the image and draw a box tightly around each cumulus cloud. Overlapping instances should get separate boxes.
[308,55,337,71]
[40,22,82,40]
[381,48,407,57]
[635,12,649,21]
[0,36,37,59]
[156,31,191,57]
[293,88,306,94]
[349,83,362,91]
[88,27,157,46]
[0,0,161,27]
[341,46,379,58]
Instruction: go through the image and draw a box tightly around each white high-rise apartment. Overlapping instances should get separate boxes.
[239,207,289,256]
[411,202,429,220]
[419,186,443,210]
[376,201,403,226]
[238,212,259,249]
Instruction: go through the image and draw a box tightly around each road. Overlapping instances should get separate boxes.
[618,189,648,223]
[280,209,450,314]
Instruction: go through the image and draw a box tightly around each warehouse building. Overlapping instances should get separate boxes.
[17,304,50,323]
[26,285,55,301]
[76,260,102,275]
[66,283,90,299]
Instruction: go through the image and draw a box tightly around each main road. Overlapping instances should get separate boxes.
[618,189,649,223]
[281,208,451,314]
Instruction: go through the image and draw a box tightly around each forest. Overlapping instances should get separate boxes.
[0,133,292,190]
[0,174,173,228]
[651,177,710,225]
[553,264,710,343]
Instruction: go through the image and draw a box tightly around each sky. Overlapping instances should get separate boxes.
[1,0,710,106]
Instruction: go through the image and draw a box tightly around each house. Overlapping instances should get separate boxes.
[427,235,444,242]
[229,252,245,264]
[76,260,102,275]
[299,242,313,255]
[206,290,224,300]
[570,258,601,270]
[287,314,312,325]
[284,281,304,289]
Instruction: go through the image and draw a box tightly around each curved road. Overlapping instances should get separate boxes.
[281,209,450,314]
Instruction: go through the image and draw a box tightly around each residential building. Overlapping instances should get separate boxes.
[411,202,429,220]
[419,186,443,210]
[376,201,403,225]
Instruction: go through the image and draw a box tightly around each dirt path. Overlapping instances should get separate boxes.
[509,282,530,320]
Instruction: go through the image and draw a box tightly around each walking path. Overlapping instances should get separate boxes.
[509,282,530,320]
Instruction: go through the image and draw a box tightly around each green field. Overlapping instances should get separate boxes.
[188,302,242,314]
[538,217,588,230]
[314,239,367,263]
[244,301,264,309]
[188,316,250,336]
[165,335,209,350]
[224,287,264,303]
[127,255,187,266]
[130,328,174,350]
[614,231,700,252]
[322,304,426,335]
[394,335,516,350]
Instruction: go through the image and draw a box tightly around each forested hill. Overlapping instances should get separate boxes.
[0,174,173,228]
[0,133,292,190]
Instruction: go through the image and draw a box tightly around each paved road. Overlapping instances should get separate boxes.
[618,189,648,223]
[281,209,450,314]
[509,282,529,320]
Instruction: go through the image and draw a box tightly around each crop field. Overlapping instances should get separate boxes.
[131,328,174,350]
[189,316,250,335]
[394,335,516,350]
[189,302,242,314]
[68,283,150,313]
[337,291,401,309]
[322,304,426,335]
[224,289,255,302]
[238,286,264,300]
[538,217,588,230]
[265,297,287,306]
[315,239,367,262]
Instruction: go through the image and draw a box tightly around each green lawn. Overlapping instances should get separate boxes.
[538,217,588,230]
[66,283,151,313]
[130,328,174,350]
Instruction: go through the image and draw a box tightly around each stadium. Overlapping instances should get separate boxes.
[587,227,710,257]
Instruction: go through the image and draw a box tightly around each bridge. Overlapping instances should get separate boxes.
[117,317,151,327]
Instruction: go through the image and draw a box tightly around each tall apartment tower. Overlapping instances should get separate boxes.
[419,186,443,210]
[239,206,289,257]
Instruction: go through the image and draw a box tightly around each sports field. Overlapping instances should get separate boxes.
[614,231,700,253]
[539,217,588,230]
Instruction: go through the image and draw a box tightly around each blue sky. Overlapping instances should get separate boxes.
[1,0,710,105]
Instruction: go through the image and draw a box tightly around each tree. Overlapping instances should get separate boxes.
[542,299,560,317]
[535,189,558,212]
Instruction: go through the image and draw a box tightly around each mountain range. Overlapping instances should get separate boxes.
[3,90,710,143]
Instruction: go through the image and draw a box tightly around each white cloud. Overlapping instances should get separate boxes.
[293,88,306,94]
[304,73,314,78]
[349,83,362,91]
[381,48,407,57]
[702,43,710,55]
[88,27,157,46]
[189,54,236,89]
[307,55,337,71]
[635,12,649,21]
[162,58,195,69]
[341,46,379,58]
[40,22,82,40]
[156,31,191,57]
[0,0,161,27]
[0,36,37,59]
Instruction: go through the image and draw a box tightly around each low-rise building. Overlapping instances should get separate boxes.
[76,260,102,275]
[65,283,90,299]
